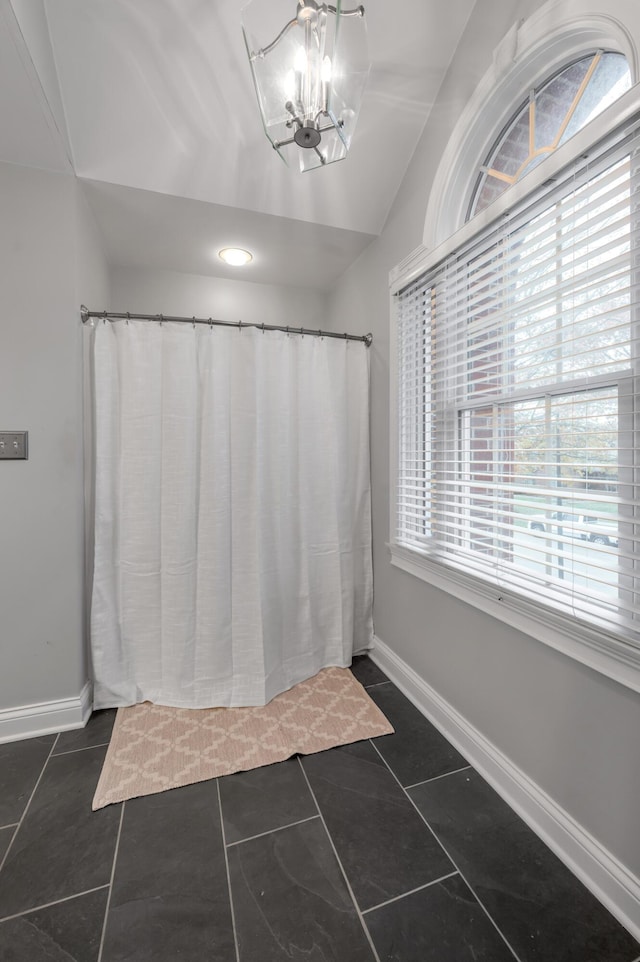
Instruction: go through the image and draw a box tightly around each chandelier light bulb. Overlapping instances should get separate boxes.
[321,55,332,110]
[294,45,307,74]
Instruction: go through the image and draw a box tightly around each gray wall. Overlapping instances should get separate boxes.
[0,161,108,711]
[110,266,328,330]
[328,0,640,877]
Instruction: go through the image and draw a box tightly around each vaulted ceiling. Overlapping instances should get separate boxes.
[1,0,476,288]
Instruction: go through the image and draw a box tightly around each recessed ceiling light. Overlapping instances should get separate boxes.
[219,247,253,266]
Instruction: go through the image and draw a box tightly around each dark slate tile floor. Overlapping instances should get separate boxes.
[0,659,637,962]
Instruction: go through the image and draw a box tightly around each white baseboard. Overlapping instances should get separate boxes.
[0,681,93,744]
[370,635,640,942]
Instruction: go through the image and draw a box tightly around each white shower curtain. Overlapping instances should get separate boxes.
[90,320,373,709]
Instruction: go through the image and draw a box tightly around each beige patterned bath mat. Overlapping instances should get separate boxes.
[92,666,393,809]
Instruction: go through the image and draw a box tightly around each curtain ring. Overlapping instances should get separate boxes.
[126,311,130,326]
[261,322,265,334]
[209,317,213,329]
[238,319,243,332]
[159,313,164,326]
[286,326,290,336]
[192,316,196,329]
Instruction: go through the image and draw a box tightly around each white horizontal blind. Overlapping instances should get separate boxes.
[395,114,640,650]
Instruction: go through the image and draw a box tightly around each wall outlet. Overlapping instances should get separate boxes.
[0,432,28,460]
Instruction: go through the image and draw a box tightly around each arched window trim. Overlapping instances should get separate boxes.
[466,49,631,221]
[422,3,638,251]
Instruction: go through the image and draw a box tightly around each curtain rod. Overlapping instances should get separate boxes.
[80,306,372,346]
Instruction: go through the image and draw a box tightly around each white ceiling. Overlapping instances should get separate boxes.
[0,0,70,172]
[2,0,476,289]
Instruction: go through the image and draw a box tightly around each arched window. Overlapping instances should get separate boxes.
[468,51,631,218]
[391,12,640,690]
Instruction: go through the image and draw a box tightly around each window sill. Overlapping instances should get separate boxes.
[389,543,640,694]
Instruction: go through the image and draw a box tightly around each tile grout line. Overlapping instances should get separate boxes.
[0,733,60,877]
[0,823,19,832]
[53,742,111,757]
[369,739,524,962]
[226,814,320,849]
[96,800,125,962]
[296,756,382,962]
[216,779,241,962]
[0,885,110,924]
[361,870,459,915]
[404,764,473,791]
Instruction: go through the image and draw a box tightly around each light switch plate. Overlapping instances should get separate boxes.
[0,432,28,460]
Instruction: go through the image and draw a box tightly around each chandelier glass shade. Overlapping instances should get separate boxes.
[241,0,369,172]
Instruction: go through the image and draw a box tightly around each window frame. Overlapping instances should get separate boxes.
[467,50,632,220]
[389,84,640,694]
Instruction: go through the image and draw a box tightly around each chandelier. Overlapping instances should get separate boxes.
[241,0,369,172]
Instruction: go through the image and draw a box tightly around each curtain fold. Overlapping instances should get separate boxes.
[90,320,373,709]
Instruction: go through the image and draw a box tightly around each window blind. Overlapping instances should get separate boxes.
[395,113,640,652]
